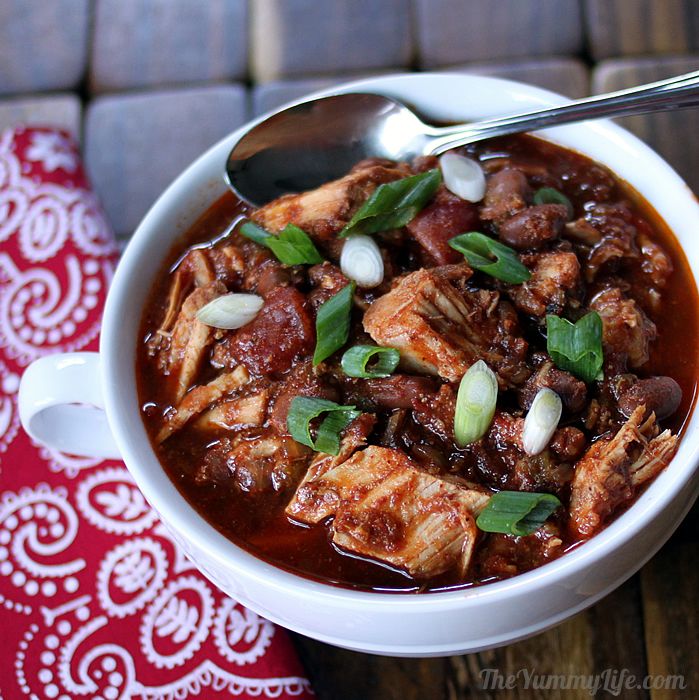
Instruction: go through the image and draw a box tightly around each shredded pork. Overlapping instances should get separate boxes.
[363,265,529,386]
[287,445,490,578]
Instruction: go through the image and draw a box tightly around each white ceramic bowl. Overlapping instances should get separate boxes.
[19,73,699,656]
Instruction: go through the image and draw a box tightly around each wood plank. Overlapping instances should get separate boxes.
[89,0,248,92]
[415,0,583,68]
[0,0,88,94]
[84,85,248,239]
[585,575,650,699]
[448,57,590,99]
[641,540,699,699]
[584,0,699,60]
[250,0,412,82]
[592,55,699,195]
[447,577,648,700]
[291,634,447,700]
[673,501,699,542]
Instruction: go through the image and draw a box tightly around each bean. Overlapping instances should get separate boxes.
[345,375,439,410]
[618,376,682,420]
[480,168,531,224]
[519,361,587,414]
[498,204,568,250]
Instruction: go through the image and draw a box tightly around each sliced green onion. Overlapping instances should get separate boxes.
[449,232,531,284]
[439,152,486,202]
[287,396,360,455]
[522,388,562,456]
[339,169,442,238]
[340,234,384,288]
[313,282,356,365]
[454,360,498,447]
[533,187,574,219]
[341,345,400,378]
[239,221,271,246]
[476,491,562,536]
[195,293,264,329]
[240,221,323,265]
[546,312,603,383]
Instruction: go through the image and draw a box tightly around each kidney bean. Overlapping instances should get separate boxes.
[480,168,531,224]
[519,361,587,414]
[344,375,439,410]
[618,376,682,420]
[498,204,568,250]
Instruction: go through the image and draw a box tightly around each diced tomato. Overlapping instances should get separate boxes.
[406,188,479,265]
[221,287,315,376]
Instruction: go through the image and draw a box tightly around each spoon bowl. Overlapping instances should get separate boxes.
[226,93,430,206]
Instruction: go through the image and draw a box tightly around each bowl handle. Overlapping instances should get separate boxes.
[18,352,121,459]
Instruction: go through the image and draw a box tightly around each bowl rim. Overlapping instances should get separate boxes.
[102,71,699,608]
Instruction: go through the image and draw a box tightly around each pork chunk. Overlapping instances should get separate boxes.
[412,384,457,443]
[194,431,311,493]
[342,374,439,411]
[194,388,270,431]
[153,249,216,340]
[638,232,673,288]
[295,413,377,490]
[469,411,583,494]
[363,265,529,386]
[511,251,581,318]
[162,280,227,403]
[252,160,411,244]
[584,202,640,281]
[157,365,250,442]
[569,406,678,538]
[268,360,340,434]
[287,446,490,578]
[590,287,657,369]
[307,262,351,310]
[227,431,311,493]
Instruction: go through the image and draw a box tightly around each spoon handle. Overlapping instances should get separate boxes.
[426,70,699,154]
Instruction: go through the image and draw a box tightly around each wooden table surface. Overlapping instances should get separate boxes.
[289,502,698,699]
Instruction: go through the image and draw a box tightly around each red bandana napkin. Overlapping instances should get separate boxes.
[0,127,313,699]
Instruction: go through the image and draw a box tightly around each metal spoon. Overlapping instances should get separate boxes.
[226,70,699,206]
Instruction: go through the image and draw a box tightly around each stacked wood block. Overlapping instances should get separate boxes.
[90,0,248,92]
[0,0,89,94]
[84,85,248,238]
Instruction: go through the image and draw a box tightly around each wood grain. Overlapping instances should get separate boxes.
[592,55,699,195]
[0,0,89,94]
[84,85,248,239]
[641,541,698,698]
[415,0,583,68]
[89,0,248,92]
[291,634,448,699]
[446,578,648,700]
[449,57,589,99]
[250,0,412,82]
[585,0,699,59]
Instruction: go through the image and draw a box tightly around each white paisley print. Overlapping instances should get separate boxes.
[0,127,313,699]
